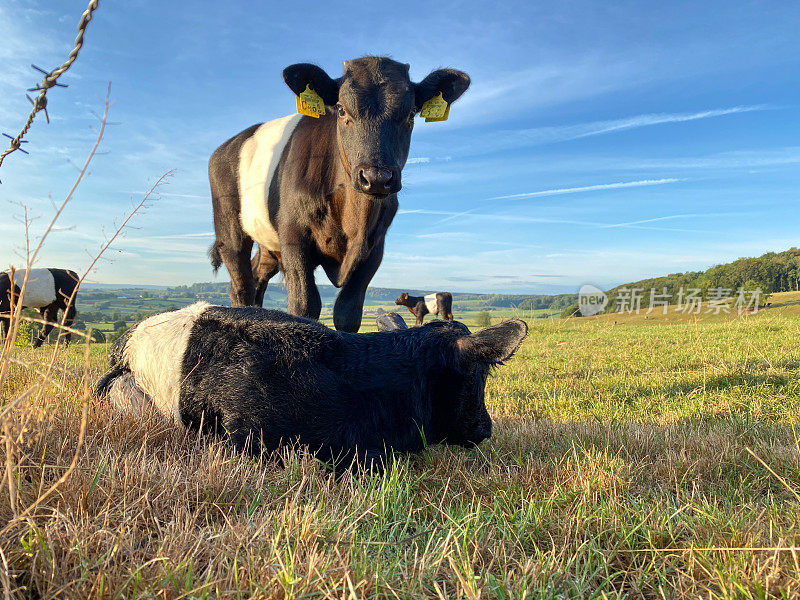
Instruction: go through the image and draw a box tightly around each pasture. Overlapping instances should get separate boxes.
[2,295,800,597]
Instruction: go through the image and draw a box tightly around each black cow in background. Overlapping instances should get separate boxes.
[1,268,79,347]
[95,303,528,472]
[209,56,470,332]
[395,291,453,326]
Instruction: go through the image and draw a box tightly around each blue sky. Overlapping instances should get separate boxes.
[1,1,799,294]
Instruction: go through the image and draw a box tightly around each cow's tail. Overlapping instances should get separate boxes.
[94,365,128,398]
[209,241,222,273]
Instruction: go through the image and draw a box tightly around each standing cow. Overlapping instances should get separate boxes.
[208,56,470,332]
[395,291,453,326]
[1,268,79,347]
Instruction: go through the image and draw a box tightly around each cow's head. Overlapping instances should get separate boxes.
[283,56,470,197]
[439,319,528,446]
[378,314,528,448]
[395,292,410,305]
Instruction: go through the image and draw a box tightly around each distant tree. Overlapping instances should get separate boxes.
[88,329,106,344]
[474,311,492,327]
[108,325,129,343]
[113,320,127,331]
[561,304,580,318]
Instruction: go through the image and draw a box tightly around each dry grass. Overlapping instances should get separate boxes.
[2,301,800,598]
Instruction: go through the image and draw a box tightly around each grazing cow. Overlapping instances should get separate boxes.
[95,303,527,471]
[208,56,470,332]
[1,268,79,347]
[395,291,453,326]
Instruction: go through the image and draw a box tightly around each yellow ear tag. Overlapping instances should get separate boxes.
[296,84,326,118]
[420,92,449,122]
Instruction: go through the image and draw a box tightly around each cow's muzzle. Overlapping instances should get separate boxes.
[354,165,401,196]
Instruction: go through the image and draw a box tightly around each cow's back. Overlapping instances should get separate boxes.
[215,114,303,254]
[121,301,212,421]
[424,293,439,314]
[4,268,56,308]
[177,305,342,434]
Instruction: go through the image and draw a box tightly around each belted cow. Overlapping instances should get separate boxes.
[95,303,527,471]
[208,56,470,332]
[1,268,79,347]
[395,291,453,326]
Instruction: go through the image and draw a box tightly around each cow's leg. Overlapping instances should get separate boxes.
[32,306,57,348]
[210,150,256,307]
[0,315,8,343]
[443,298,454,321]
[282,228,321,320]
[414,303,427,326]
[252,247,280,308]
[220,237,255,307]
[59,301,76,345]
[333,241,384,332]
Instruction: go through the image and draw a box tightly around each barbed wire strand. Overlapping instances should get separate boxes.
[0,0,100,175]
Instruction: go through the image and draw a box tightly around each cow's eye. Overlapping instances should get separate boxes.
[336,104,349,121]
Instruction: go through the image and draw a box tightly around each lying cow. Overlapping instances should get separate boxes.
[395,291,453,326]
[95,303,527,470]
[1,268,79,347]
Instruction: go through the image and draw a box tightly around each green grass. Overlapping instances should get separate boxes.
[2,294,800,597]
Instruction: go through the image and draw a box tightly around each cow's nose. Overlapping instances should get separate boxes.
[354,165,400,195]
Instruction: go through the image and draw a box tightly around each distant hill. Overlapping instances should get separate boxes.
[564,247,800,317]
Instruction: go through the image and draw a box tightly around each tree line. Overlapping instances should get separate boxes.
[564,247,800,317]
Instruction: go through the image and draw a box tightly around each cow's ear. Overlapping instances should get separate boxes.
[415,69,470,108]
[283,63,340,106]
[455,319,527,365]
[376,312,408,331]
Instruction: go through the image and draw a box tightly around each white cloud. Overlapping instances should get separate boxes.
[145,231,215,239]
[518,105,769,145]
[447,105,771,157]
[491,178,683,200]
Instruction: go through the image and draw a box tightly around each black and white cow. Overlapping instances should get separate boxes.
[95,303,527,471]
[208,56,470,332]
[395,291,453,326]
[1,268,79,347]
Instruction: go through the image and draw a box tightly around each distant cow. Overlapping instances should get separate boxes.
[208,56,470,332]
[95,303,527,471]
[1,268,79,347]
[395,292,453,326]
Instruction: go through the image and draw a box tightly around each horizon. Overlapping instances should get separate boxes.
[1,1,799,295]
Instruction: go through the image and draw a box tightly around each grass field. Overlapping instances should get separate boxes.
[2,294,800,597]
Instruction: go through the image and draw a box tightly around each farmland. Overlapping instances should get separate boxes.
[72,282,570,339]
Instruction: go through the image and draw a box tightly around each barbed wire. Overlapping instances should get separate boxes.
[0,0,100,181]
